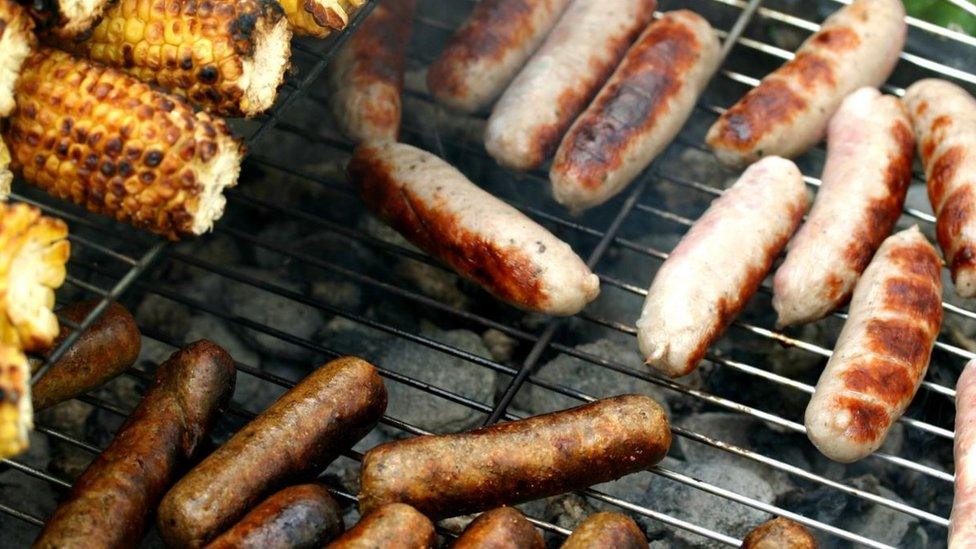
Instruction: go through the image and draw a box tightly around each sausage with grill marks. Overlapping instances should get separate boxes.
[560,513,647,549]
[636,156,808,378]
[452,507,544,549]
[773,87,915,327]
[951,360,976,547]
[325,503,435,549]
[706,0,906,168]
[549,10,721,211]
[805,226,943,463]
[742,517,817,549]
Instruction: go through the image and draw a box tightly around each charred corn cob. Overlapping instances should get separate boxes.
[23,0,111,38]
[0,343,30,458]
[282,0,365,38]
[51,0,292,117]
[4,48,244,240]
[0,0,35,117]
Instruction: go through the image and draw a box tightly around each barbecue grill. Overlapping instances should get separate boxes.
[2,0,973,546]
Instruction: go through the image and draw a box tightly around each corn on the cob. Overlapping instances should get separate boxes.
[0,140,11,199]
[281,0,365,38]
[4,48,244,240]
[22,0,111,38]
[0,0,35,117]
[51,0,292,117]
[0,343,30,458]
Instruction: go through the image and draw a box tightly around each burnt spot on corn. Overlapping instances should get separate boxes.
[833,396,888,442]
[709,80,807,151]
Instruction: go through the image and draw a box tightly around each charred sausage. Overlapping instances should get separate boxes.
[706,0,906,167]
[742,517,817,549]
[157,356,387,548]
[805,226,942,462]
[33,340,236,549]
[951,360,976,547]
[560,513,647,549]
[903,79,976,298]
[426,0,571,113]
[636,156,808,378]
[325,503,435,549]
[452,507,544,549]
[484,0,657,171]
[359,395,670,519]
[348,141,600,316]
[773,87,914,327]
[550,10,721,211]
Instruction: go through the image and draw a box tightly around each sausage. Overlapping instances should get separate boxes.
[951,360,976,547]
[31,300,141,410]
[33,340,236,549]
[484,0,657,171]
[903,79,976,298]
[773,87,914,327]
[452,507,544,549]
[560,512,647,549]
[805,226,942,463]
[157,356,387,548]
[359,395,670,519]
[549,10,721,211]
[325,503,435,549]
[348,141,600,316]
[705,0,906,168]
[426,0,571,113]
[636,156,808,378]
[742,517,817,549]
[204,484,344,549]
[328,0,417,143]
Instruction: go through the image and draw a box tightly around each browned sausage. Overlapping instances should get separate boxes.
[452,507,544,549]
[560,512,647,549]
[31,300,141,410]
[32,340,236,549]
[158,356,388,548]
[325,503,435,549]
[204,484,344,549]
[359,395,670,519]
[742,517,817,549]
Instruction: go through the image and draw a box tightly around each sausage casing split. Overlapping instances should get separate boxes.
[773,87,915,327]
[805,226,942,463]
[550,10,721,211]
[636,156,808,378]
[903,79,976,298]
[359,395,671,519]
[484,0,657,171]
[452,506,544,549]
[33,340,236,549]
[325,503,435,549]
[426,0,571,113]
[742,517,817,549]
[157,356,387,548]
[204,484,344,549]
[706,0,906,167]
[348,141,600,316]
[951,360,976,547]
[560,512,647,549]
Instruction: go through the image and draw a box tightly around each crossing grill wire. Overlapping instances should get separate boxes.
[2,0,975,546]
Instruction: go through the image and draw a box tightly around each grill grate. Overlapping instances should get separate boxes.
[1,0,974,547]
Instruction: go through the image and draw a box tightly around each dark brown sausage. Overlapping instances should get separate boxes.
[359,395,670,519]
[32,300,141,410]
[452,507,544,549]
[204,484,344,549]
[325,503,435,549]
[560,512,647,549]
[742,517,818,549]
[32,340,236,549]
[158,356,388,548]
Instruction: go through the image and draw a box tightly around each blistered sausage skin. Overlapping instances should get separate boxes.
[773,87,915,327]
[742,517,817,549]
[359,395,670,519]
[484,0,657,171]
[560,513,647,549]
[329,0,416,143]
[33,341,236,549]
[326,503,435,549]
[636,156,807,378]
[453,507,544,549]
[426,0,571,113]
[903,79,976,298]
[951,360,976,547]
[550,10,721,211]
[805,226,942,463]
[348,141,600,316]
[706,0,906,168]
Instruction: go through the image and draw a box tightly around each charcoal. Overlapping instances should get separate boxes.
[37,400,94,481]
[165,232,243,282]
[317,316,391,361]
[481,328,518,363]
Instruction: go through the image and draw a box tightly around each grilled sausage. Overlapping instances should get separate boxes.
[31,300,141,411]
[329,0,417,143]
[560,513,647,549]
[204,484,344,549]
[903,79,976,298]
[325,503,435,549]
[158,356,387,548]
[951,360,976,547]
[636,156,808,378]
[348,141,600,316]
[805,226,942,463]
[453,507,544,549]
[773,87,914,327]
[550,10,721,211]
[742,517,817,549]
[359,395,670,519]
[33,340,236,549]
[426,0,571,113]
[484,0,657,171]
[706,0,906,168]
